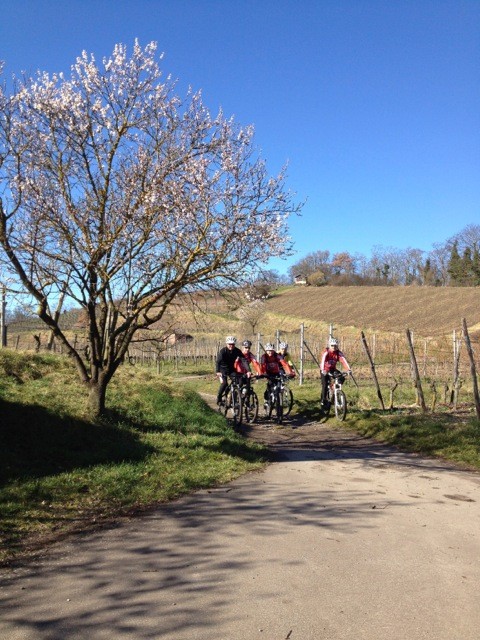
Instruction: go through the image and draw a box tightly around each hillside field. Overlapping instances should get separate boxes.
[264,286,480,339]
[5,285,479,355]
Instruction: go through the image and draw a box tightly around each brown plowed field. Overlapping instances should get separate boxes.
[265,286,480,338]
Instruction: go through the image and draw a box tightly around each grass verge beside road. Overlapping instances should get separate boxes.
[345,411,480,469]
[0,350,269,566]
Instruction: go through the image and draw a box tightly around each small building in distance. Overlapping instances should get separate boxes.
[163,331,194,346]
[294,274,307,285]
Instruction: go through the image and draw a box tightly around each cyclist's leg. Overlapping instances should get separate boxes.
[264,378,271,403]
[217,374,228,405]
[263,377,272,415]
[229,374,242,426]
[321,373,329,406]
[327,373,334,404]
[275,382,283,423]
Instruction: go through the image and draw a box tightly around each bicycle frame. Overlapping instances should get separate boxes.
[219,374,243,427]
[265,374,285,424]
[330,373,344,398]
[326,370,347,420]
[239,374,259,423]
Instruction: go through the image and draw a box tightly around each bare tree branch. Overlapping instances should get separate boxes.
[0,41,302,416]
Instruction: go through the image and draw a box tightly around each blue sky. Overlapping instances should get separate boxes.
[1,0,479,276]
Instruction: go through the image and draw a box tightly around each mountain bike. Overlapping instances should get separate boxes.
[218,375,243,428]
[239,375,259,424]
[323,370,348,421]
[263,373,293,424]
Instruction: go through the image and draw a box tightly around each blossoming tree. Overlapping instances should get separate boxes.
[0,42,301,417]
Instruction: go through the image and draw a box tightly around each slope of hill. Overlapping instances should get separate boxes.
[6,286,479,352]
[264,286,480,338]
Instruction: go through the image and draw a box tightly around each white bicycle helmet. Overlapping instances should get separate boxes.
[329,338,338,348]
[225,336,237,344]
[279,342,288,350]
[264,343,275,351]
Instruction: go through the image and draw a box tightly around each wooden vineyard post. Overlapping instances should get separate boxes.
[406,328,427,413]
[451,330,462,408]
[430,380,437,412]
[423,338,428,377]
[299,323,305,386]
[389,379,398,411]
[462,318,480,419]
[361,331,385,410]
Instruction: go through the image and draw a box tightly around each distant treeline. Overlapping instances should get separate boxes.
[287,223,480,287]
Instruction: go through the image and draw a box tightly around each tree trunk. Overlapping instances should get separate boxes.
[88,378,108,419]
[47,286,68,351]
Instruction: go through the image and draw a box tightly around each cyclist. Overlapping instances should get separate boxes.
[216,336,243,406]
[234,340,262,378]
[260,343,294,408]
[233,340,262,401]
[278,341,297,377]
[320,338,352,409]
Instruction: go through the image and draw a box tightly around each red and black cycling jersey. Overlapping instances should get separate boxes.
[320,348,350,374]
[260,352,294,376]
[234,351,262,375]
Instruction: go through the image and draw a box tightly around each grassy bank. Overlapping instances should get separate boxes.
[0,350,269,566]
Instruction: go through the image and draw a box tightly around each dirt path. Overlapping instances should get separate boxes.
[2,404,480,639]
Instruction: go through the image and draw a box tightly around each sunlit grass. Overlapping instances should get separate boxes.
[0,350,268,565]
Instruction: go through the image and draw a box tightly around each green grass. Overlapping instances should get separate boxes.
[0,350,268,565]
[2,349,479,565]
[344,411,480,467]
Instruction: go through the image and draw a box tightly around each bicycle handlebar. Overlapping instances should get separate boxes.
[256,372,294,379]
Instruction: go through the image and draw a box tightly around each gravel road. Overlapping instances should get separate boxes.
[1,412,480,640]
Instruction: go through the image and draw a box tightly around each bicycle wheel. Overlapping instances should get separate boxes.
[274,389,283,424]
[244,389,259,423]
[231,386,243,428]
[282,388,294,416]
[334,390,347,421]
